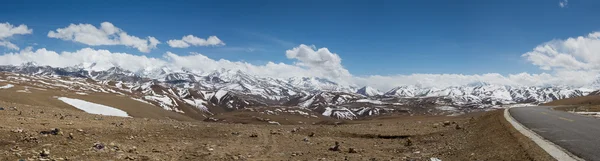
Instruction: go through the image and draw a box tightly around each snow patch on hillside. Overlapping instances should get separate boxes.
[435,106,457,111]
[57,97,129,117]
[0,84,14,89]
[355,99,384,104]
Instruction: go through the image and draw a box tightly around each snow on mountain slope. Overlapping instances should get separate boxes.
[1,63,598,120]
[57,97,130,117]
[0,84,14,89]
[356,86,382,96]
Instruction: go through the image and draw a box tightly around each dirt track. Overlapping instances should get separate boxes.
[0,99,554,161]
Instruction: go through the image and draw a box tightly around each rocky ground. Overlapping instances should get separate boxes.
[0,100,554,161]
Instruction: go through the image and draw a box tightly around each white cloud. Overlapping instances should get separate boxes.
[167,35,225,48]
[285,44,351,79]
[0,22,32,50]
[47,22,160,53]
[523,32,600,71]
[559,0,568,8]
[0,41,19,50]
[2,30,600,91]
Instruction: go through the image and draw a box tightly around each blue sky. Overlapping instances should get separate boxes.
[1,0,599,77]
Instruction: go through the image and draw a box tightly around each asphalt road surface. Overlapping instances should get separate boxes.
[510,106,600,161]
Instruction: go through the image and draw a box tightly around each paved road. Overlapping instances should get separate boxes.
[510,106,600,161]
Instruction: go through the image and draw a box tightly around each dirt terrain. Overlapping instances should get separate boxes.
[544,95,600,112]
[0,99,553,161]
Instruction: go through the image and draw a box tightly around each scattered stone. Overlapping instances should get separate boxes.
[231,132,240,135]
[309,132,315,137]
[378,123,383,126]
[125,156,136,160]
[40,128,61,135]
[93,142,105,150]
[328,142,340,151]
[291,128,299,133]
[76,129,84,132]
[127,146,138,154]
[12,128,23,133]
[405,138,413,146]
[348,148,358,153]
[430,157,442,161]
[268,121,281,125]
[270,130,282,135]
[0,107,4,110]
[291,152,303,156]
[204,117,219,122]
[433,123,440,128]
[443,121,451,126]
[10,146,22,152]
[40,149,50,157]
[455,124,462,130]
[303,137,309,142]
[250,134,258,138]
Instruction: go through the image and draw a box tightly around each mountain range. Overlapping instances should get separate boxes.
[0,62,595,119]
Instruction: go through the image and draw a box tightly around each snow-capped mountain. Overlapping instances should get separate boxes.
[0,62,597,120]
[356,86,382,96]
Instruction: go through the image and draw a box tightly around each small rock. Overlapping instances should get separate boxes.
[308,132,315,137]
[76,129,84,132]
[127,146,137,153]
[12,128,23,133]
[455,124,462,130]
[303,137,309,142]
[433,123,439,128]
[40,149,50,157]
[10,146,21,152]
[125,156,136,160]
[68,133,74,140]
[93,143,105,150]
[291,128,299,133]
[328,142,340,151]
[250,134,258,138]
[405,138,413,146]
[40,128,61,135]
[443,121,451,126]
[231,132,240,135]
[0,107,4,110]
[348,148,358,153]
[270,130,282,135]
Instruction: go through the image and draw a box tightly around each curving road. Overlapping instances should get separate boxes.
[510,106,600,161]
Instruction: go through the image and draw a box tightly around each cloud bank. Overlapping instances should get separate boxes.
[167,35,225,48]
[2,21,600,91]
[47,22,160,53]
[0,22,32,50]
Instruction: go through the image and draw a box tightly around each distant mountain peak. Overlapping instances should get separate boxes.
[356,86,382,96]
[21,61,39,67]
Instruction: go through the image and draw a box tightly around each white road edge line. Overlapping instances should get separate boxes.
[504,107,584,161]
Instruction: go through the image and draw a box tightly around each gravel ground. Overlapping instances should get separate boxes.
[0,101,553,161]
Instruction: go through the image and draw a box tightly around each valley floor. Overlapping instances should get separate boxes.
[0,101,553,161]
